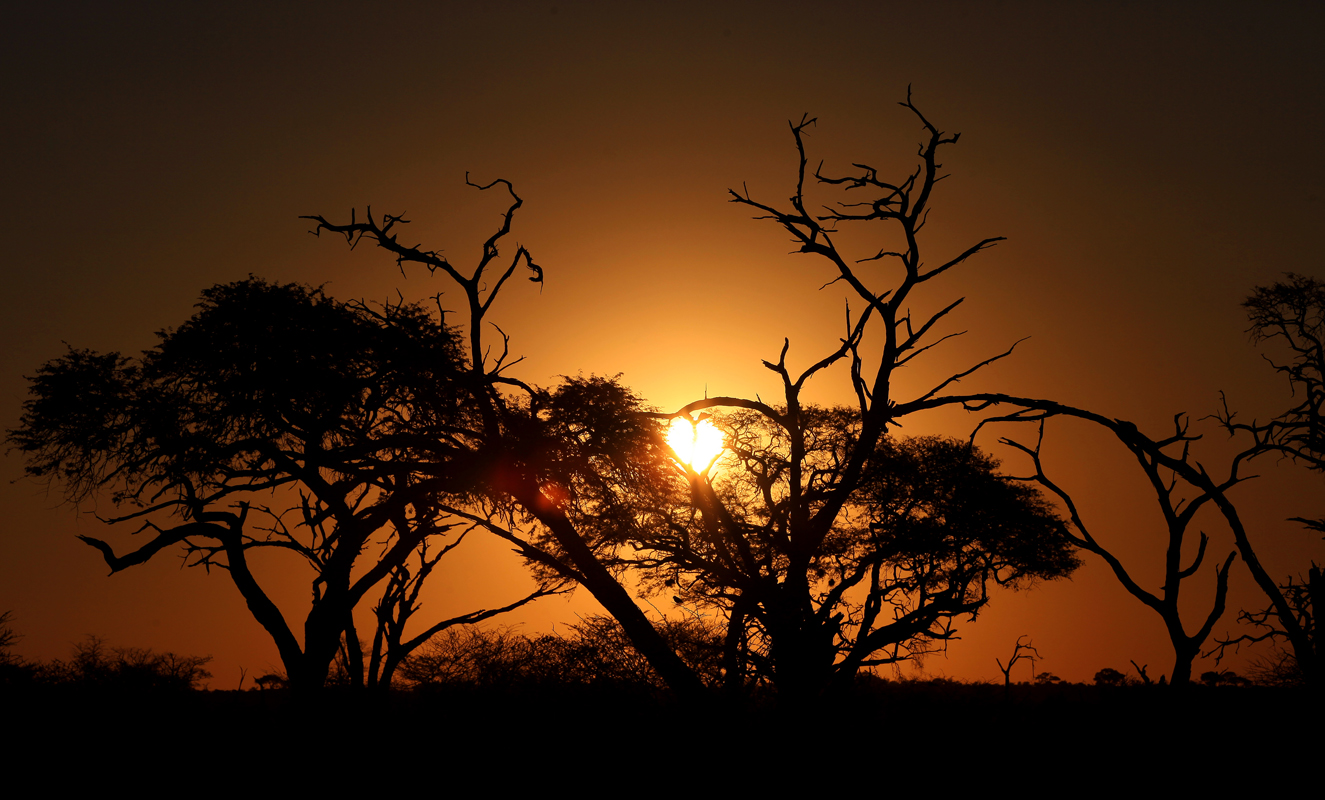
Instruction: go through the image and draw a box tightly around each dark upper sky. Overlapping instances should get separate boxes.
[2,1,1322,684]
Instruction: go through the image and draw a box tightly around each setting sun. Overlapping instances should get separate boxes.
[665,417,725,473]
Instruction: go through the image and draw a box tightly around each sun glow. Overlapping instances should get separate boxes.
[665,417,725,473]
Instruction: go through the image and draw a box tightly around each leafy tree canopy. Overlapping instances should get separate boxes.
[7,277,548,691]
[620,408,1080,691]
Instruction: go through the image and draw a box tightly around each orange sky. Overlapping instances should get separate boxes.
[2,1,1323,686]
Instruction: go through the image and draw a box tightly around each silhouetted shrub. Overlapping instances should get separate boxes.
[1199,670,1250,687]
[399,617,726,693]
[0,611,38,687]
[1245,647,1304,687]
[254,673,288,691]
[38,635,212,692]
[1093,667,1130,687]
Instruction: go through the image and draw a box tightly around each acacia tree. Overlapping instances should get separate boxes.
[302,179,711,700]
[632,93,1268,694]
[619,98,1084,701]
[670,96,1261,691]
[303,104,1084,704]
[8,278,557,692]
[628,415,1077,698]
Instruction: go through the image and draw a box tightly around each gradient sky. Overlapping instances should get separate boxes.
[2,1,1322,686]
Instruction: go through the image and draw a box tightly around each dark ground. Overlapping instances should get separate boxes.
[5,679,1315,789]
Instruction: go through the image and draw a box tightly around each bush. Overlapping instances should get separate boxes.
[38,635,212,692]
[399,617,727,692]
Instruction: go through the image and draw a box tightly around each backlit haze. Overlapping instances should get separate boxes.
[2,1,1322,687]
[666,418,725,474]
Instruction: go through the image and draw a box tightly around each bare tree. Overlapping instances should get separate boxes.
[694,97,1280,691]
[362,533,561,690]
[994,418,1237,686]
[601,94,1081,703]
[996,635,1040,698]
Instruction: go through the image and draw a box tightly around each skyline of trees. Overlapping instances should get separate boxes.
[6,99,1322,697]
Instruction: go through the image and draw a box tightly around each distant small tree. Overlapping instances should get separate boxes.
[397,626,535,689]
[0,611,34,686]
[254,673,288,692]
[1093,667,1130,688]
[0,611,19,666]
[1244,646,1303,686]
[1199,670,1248,687]
[995,636,1039,698]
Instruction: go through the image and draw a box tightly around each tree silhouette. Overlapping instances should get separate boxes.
[18,97,1302,703]
[43,635,213,692]
[8,278,557,692]
[1208,273,1325,686]
[302,178,712,701]
[600,93,1083,703]
[625,416,1078,698]
[649,92,1276,694]
[0,611,21,668]
[995,418,1236,686]
[1093,667,1130,687]
[0,611,36,688]
[996,635,1039,698]
[302,104,1085,703]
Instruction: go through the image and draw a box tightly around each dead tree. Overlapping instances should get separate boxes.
[996,635,1040,700]
[989,417,1236,686]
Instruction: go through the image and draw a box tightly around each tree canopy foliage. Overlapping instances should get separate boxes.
[8,278,556,691]
[23,95,1315,700]
[619,411,1078,695]
[293,100,1088,702]
[11,100,1089,701]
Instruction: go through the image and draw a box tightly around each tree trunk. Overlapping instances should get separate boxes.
[524,489,708,704]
